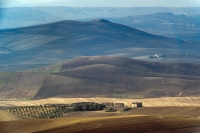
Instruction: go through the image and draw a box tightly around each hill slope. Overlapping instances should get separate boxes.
[1,56,200,99]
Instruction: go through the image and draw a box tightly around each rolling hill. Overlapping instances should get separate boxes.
[0,19,199,71]
[1,56,200,99]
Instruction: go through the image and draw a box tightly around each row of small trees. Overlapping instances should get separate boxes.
[9,103,105,118]
[8,105,70,118]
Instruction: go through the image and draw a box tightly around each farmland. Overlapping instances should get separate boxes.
[1,56,200,99]
[1,106,200,133]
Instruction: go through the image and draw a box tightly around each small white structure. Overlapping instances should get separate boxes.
[153,54,159,58]
[132,102,142,107]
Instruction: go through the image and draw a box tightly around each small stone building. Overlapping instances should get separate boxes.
[132,102,142,107]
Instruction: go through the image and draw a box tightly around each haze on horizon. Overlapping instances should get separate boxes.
[3,0,200,7]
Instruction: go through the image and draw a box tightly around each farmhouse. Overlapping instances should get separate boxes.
[132,102,142,107]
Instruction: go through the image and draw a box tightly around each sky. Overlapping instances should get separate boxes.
[5,0,200,7]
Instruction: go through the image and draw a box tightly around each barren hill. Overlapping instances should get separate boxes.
[1,56,200,99]
[0,19,199,71]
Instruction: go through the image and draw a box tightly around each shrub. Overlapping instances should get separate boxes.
[105,108,117,112]
[123,107,131,111]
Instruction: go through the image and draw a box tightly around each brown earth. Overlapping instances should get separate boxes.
[1,114,200,133]
[1,56,200,99]
[0,110,22,121]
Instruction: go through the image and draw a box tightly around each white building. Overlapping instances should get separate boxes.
[132,102,142,107]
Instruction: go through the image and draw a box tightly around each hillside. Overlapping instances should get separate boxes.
[1,56,200,99]
[0,19,199,71]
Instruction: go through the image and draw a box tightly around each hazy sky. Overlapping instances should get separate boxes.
[13,0,200,7]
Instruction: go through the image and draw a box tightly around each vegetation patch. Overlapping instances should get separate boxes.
[8,105,70,118]
[105,108,117,112]
[30,64,61,73]
[8,103,105,118]
[18,97,33,101]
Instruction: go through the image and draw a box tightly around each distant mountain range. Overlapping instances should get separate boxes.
[1,7,200,41]
[81,12,200,41]
[0,19,199,71]
[0,7,200,27]
[105,13,200,41]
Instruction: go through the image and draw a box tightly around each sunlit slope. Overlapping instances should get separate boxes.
[0,72,45,99]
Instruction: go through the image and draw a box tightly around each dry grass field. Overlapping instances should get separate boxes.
[1,97,200,133]
[0,110,22,121]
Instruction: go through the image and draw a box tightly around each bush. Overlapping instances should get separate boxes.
[123,107,131,111]
[105,108,117,112]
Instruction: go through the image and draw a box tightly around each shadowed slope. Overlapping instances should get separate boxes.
[0,19,198,71]
[33,56,200,99]
[1,56,200,99]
